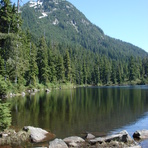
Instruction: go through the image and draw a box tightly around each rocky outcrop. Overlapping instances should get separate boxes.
[133,130,148,139]
[49,138,68,148]
[48,131,141,148]
[23,126,55,143]
[0,128,144,147]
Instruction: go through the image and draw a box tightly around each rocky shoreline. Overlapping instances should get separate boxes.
[1,126,148,147]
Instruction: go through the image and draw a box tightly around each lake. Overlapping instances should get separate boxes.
[8,85,148,143]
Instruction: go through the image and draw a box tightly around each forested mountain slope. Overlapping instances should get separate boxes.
[21,0,147,60]
[0,0,148,97]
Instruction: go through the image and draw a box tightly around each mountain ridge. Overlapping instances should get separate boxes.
[20,0,147,59]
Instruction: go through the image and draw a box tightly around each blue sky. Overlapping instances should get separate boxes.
[11,0,148,53]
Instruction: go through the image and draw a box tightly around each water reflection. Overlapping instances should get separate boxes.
[8,86,148,138]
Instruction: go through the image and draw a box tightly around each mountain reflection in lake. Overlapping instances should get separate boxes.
[8,85,148,138]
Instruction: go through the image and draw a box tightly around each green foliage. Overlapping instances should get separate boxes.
[0,75,7,96]
[0,101,11,131]
[0,0,148,94]
[0,0,21,33]
[64,51,71,82]
[37,37,49,84]
[129,56,136,81]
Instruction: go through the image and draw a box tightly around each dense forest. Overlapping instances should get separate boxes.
[0,0,148,98]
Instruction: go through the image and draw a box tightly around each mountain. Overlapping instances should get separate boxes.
[20,0,147,59]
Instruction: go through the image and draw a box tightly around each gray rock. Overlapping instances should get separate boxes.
[133,129,148,139]
[22,92,25,96]
[49,138,68,148]
[33,88,38,92]
[90,130,134,144]
[85,133,95,139]
[63,136,85,146]
[23,126,54,143]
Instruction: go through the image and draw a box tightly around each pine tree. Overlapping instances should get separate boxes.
[92,60,99,85]
[28,43,38,85]
[0,0,12,33]
[56,55,65,82]
[129,56,136,81]
[37,37,49,84]
[111,60,116,84]
[116,64,122,84]
[5,33,28,84]
[48,50,57,82]
[82,61,87,84]
[102,58,110,84]
[0,0,20,33]
[64,51,71,82]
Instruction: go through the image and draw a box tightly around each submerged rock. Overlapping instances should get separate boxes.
[23,126,55,143]
[133,130,148,139]
[49,138,68,148]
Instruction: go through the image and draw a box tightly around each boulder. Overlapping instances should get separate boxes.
[133,130,148,139]
[63,136,85,147]
[90,130,134,144]
[49,138,68,148]
[85,133,95,139]
[23,126,55,143]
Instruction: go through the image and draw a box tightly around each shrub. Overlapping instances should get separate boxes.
[0,101,12,131]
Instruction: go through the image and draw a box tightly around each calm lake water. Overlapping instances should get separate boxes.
[8,85,148,141]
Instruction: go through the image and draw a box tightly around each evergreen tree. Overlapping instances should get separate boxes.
[27,43,38,85]
[82,61,87,84]
[0,0,12,33]
[64,51,71,82]
[5,33,28,84]
[37,37,49,84]
[111,60,116,84]
[92,60,99,85]
[129,56,136,81]
[0,0,20,33]
[102,58,110,84]
[116,64,122,84]
[48,50,57,82]
[56,55,65,82]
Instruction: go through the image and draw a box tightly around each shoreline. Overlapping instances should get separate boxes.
[2,83,148,100]
[0,126,147,147]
